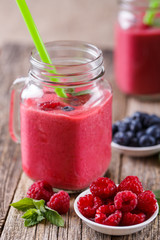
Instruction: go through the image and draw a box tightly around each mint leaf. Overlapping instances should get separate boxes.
[45,206,64,227]
[24,219,38,227]
[153,190,160,198]
[143,0,160,26]
[33,199,46,213]
[65,88,91,96]
[11,198,65,227]
[22,208,45,227]
[153,190,160,214]
[37,215,45,222]
[10,198,35,212]
[22,208,41,219]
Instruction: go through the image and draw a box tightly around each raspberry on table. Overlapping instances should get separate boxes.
[121,212,146,226]
[90,177,117,199]
[47,191,70,214]
[27,180,54,202]
[95,210,122,226]
[77,194,102,218]
[114,191,138,212]
[118,176,143,195]
[137,190,157,216]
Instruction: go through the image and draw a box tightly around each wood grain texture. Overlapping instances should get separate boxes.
[0,44,31,234]
[0,45,160,240]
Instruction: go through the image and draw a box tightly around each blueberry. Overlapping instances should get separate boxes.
[156,138,160,145]
[131,112,149,122]
[129,137,139,147]
[130,120,142,132]
[113,132,130,146]
[136,130,145,139]
[131,111,142,120]
[112,123,118,136]
[143,114,160,128]
[126,131,135,139]
[155,128,160,139]
[62,106,75,111]
[139,135,156,147]
[123,117,132,123]
[146,125,160,137]
[118,121,130,132]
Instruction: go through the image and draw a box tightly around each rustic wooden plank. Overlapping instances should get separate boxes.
[1,173,36,240]
[2,45,159,240]
[0,44,31,235]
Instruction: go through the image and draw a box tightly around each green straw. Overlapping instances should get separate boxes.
[16,0,67,98]
[143,0,160,26]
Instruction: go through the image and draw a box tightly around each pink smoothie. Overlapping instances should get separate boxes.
[20,90,112,190]
[115,24,160,95]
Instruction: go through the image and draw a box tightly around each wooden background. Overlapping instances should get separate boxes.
[0,44,160,240]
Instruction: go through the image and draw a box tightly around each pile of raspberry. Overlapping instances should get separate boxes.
[27,180,70,214]
[77,176,157,226]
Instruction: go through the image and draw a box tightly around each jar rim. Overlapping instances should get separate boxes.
[118,0,159,9]
[30,40,103,69]
[29,40,104,86]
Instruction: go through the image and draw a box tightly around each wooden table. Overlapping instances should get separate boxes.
[0,44,160,240]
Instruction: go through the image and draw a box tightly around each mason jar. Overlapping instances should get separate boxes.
[9,41,112,192]
[114,0,160,97]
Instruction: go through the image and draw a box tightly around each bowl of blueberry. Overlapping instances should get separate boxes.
[112,112,160,157]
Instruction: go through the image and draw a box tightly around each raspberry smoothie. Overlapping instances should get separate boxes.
[20,90,112,191]
[115,24,160,95]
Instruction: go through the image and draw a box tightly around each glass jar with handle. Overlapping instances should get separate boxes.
[9,41,112,192]
[115,0,160,97]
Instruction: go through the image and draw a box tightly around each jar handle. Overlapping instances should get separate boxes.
[9,77,27,143]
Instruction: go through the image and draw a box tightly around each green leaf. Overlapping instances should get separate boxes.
[24,219,37,227]
[21,208,40,219]
[10,198,35,212]
[37,215,45,222]
[65,88,91,96]
[22,208,45,227]
[153,189,160,198]
[143,0,160,26]
[33,199,46,213]
[45,206,64,227]
[71,89,91,96]
[153,190,160,214]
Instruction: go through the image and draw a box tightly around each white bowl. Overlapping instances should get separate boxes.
[74,189,159,236]
[111,141,160,157]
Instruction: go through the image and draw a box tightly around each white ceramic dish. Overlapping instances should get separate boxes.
[74,189,159,236]
[111,142,160,157]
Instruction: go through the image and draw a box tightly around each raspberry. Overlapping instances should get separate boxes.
[27,180,54,202]
[96,204,116,219]
[38,101,60,111]
[137,190,157,216]
[95,210,122,226]
[90,177,117,199]
[77,194,102,218]
[104,198,114,205]
[47,191,70,214]
[121,212,146,226]
[118,176,143,195]
[114,191,138,212]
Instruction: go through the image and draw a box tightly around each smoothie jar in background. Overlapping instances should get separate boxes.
[115,0,160,97]
[9,41,112,192]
